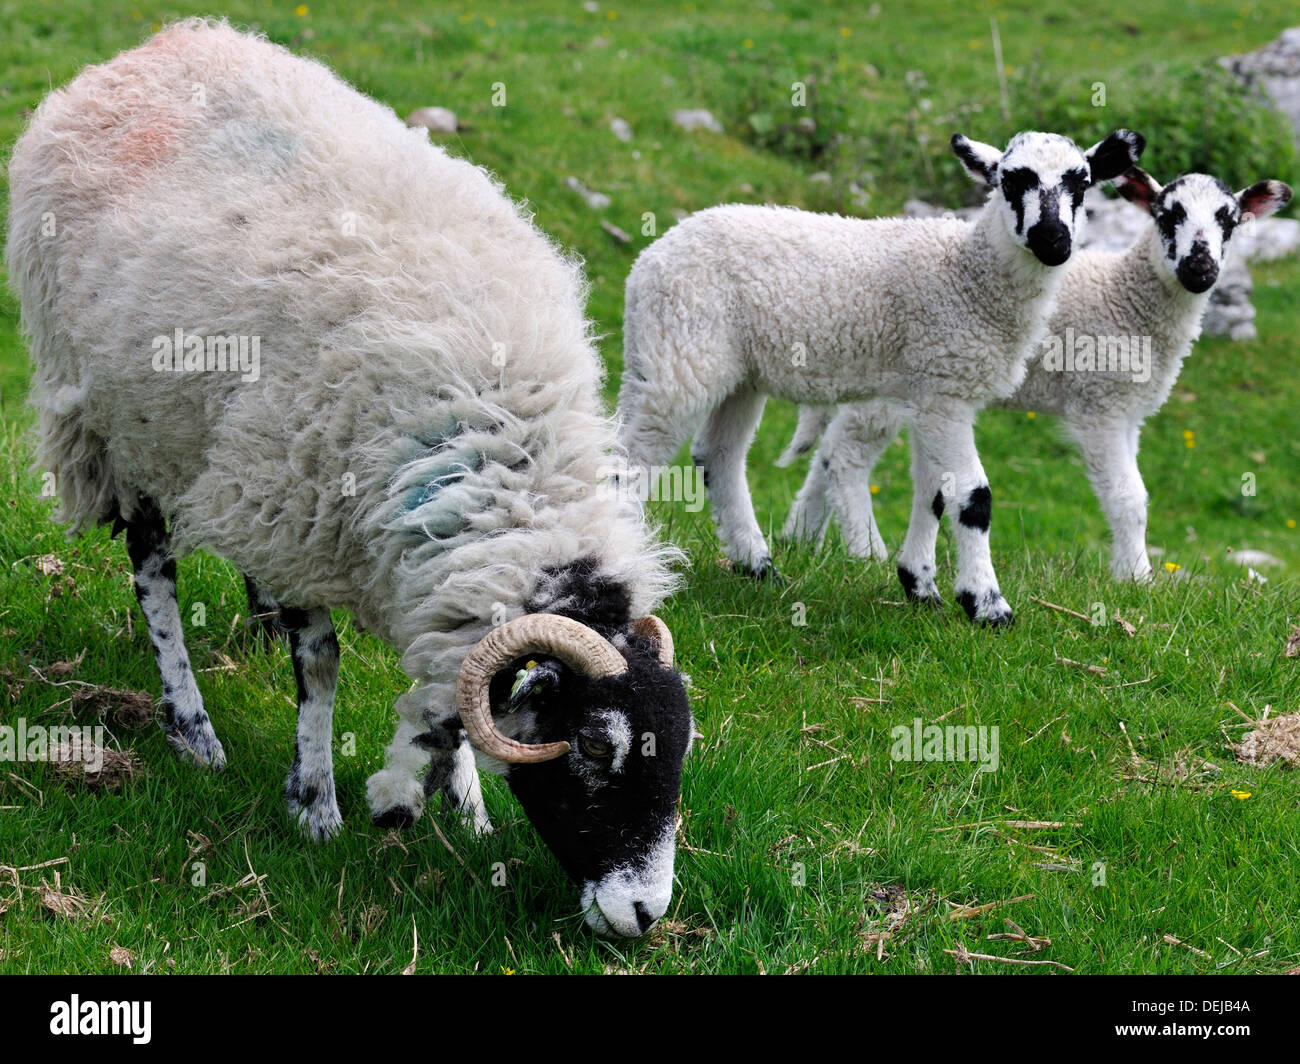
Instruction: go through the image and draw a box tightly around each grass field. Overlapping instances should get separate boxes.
[2,0,1299,974]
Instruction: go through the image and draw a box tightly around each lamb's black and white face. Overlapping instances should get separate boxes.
[952,128,1146,266]
[491,633,694,938]
[1114,168,1293,294]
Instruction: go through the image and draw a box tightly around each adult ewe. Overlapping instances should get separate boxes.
[781,167,1291,582]
[616,129,1144,624]
[8,19,692,938]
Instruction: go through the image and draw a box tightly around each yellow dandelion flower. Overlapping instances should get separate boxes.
[1164,562,1181,573]
[1231,789,1251,801]
[501,965,516,974]
[743,38,753,48]
[869,484,880,496]
[840,26,851,37]
[295,4,308,15]
[1182,429,1194,439]
[1026,411,1036,419]
[1289,519,1297,529]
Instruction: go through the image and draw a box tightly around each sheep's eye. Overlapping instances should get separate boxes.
[579,734,612,758]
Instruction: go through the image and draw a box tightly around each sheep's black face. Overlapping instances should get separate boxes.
[1114,169,1293,296]
[489,634,693,937]
[952,129,1145,267]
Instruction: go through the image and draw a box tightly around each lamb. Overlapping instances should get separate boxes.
[615,129,1144,625]
[7,19,694,939]
[780,168,1292,582]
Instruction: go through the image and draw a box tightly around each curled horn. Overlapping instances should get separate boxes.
[630,615,674,668]
[457,614,628,764]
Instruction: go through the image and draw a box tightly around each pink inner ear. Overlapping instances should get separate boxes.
[1240,185,1285,219]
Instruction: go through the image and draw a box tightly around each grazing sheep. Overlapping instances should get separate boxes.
[616,129,1144,624]
[7,19,693,938]
[782,168,1292,582]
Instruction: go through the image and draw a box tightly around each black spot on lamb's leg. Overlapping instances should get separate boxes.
[280,605,342,841]
[242,573,284,648]
[958,484,992,533]
[124,497,225,769]
[931,491,945,521]
[898,565,942,608]
[958,589,1015,628]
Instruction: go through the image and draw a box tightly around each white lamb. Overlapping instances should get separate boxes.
[8,19,695,938]
[781,167,1292,582]
[616,129,1144,625]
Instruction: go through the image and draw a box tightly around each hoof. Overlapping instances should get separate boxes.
[165,718,226,770]
[371,806,417,830]
[897,565,942,608]
[738,558,782,582]
[957,589,1015,627]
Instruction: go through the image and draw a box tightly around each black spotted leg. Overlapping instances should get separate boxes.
[278,605,343,840]
[124,497,226,768]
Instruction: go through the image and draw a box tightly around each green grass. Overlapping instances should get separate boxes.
[2,0,1299,974]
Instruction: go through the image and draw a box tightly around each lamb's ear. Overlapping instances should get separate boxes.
[1238,179,1293,221]
[1112,166,1162,215]
[1084,129,1146,183]
[951,133,1001,186]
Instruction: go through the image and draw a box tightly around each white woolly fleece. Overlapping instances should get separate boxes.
[7,19,680,729]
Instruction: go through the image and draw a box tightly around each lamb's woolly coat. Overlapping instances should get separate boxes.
[8,19,676,724]
[782,223,1213,579]
[622,202,1061,417]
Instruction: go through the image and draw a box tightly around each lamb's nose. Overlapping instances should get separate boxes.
[1177,241,1218,293]
[1027,221,1071,266]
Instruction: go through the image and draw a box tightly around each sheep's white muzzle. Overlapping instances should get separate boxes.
[580,831,675,938]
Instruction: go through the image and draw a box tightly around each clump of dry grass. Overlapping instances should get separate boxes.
[70,685,155,728]
[1234,710,1300,768]
[51,737,141,790]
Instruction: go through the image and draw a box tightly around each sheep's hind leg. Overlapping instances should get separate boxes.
[242,573,285,647]
[124,497,226,769]
[279,605,343,840]
[821,402,899,559]
[693,388,776,578]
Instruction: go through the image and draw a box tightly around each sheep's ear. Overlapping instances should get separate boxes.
[1238,180,1292,221]
[951,133,1001,186]
[1084,130,1146,182]
[505,658,566,711]
[1112,166,1162,215]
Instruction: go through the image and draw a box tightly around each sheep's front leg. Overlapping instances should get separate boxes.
[906,409,1014,625]
[124,497,226,769]
[368,696,435,828]
[1070,418,1152,583]
[420,725,493,834]
[279,605,343,840]
[693,388,775,577]
[823,401,901,559]
[895,441,945,607]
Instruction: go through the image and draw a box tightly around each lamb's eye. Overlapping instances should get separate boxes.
[579,734,612,758]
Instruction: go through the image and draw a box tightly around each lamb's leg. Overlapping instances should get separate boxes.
[822,402,900,559]
[279,605,343,841]
[905,409,1014,625]
[1070,418,1153,583]
[124,497,226,768]
[692,388,774,577]
[895,441,945,607]
[242,573,284,646]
